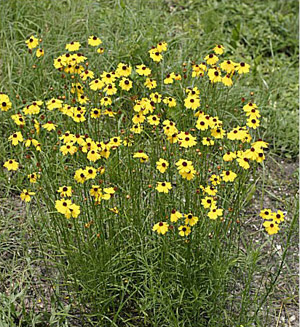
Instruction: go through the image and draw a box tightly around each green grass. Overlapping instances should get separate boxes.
[0,0,298,326]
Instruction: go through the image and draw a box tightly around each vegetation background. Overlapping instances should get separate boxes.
[0,0,298,326]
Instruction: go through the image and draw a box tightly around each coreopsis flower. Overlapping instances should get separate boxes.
[164,73,174,84]
[97,47,105,54]
[55,198,72,215]
[202,137,214,146]
[184,95,200,110]
[223,151,237,162]
[0,94,12,111]
[221,170,237,182]
[236,152,250,169]
[156,158,169,173]
[101,71,116,84]
[252,139,269,151]
[247,118,260,129]
[46,98,63,111]
[28,172,39,183]
[144,78,157,90]
[220,60,236,73]
[132,113,145,124]
[207,68,222,83]
[209,174,221,186]
[60,143,77,156]
[201,185,217,196]
[90,185,103,200]
[184,213,198,226]
[25,36,39,49]
[133,151,149,163]
[65,203,80,218]
[213,44,225,55]
[53,55,66,69]
[87,149,101,162]
[115,63,132,77]
[9,132,23,146]
[57,186,72,197]
[65,41,81,51]
[173,73,181,80]
[201,197,216,209]
[89,79,105,91]
[109,207,119,214]
[36,48,44,58]
[74,168,87,184]
[147,115,160,126]
[3,159,19,171]
[263,220,279,235]
[11,114,25,126]
[170,209,182,222]
[246,108,261,119]
[100,96,112,106]
[90,108,101,119]
[196,117,209,131]
[85,166,97,180]
[211,127,225,139]
[150,92,162,103]
[178,132,197,148]
[23,101,43,115]
[119,78,133,91]
[80,70,94,81]
[178,225,191,236]
[149,48,163,62]
[192,63,207,77]
[156,41,167,52]
[73,112,86,123]
[156,182,172,193]
[42,121,57,131]
[163,97,176,107]
[20,189,35,202]
[207,207,223,220]
[236,62,250,74]
[273,210,285,224]
[204,53,219,65]
[259,209,273,219]
[136,64,151,76]
[152,222,169,235]
[222,74,233,87]
[109,136,122,148]
[88,36,102,47]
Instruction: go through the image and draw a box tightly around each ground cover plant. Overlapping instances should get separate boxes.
[0,0,298,326]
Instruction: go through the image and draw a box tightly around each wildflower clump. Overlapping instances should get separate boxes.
[0,36,288,324]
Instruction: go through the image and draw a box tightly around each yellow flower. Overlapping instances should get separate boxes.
[115,63,132,77]
[42,121,57,131]
[221,170,237,182]
[20,189,35,202]
[184,213,198,226]
[36,48,44,58]
[178,225,191,237]
[156,41,167,52]
[3,159,19,171]
[156,182,172,193]
[184,95,200,110]
[46,98,63,111]
[152,222,169,235]
[25,36,39,49]
[201,197,216,209]
[57,186,72,197]
[213,44,224,55]
[28,172,39,183]
[156,158,169,173]
[74,168,87,184]
[0,94,12,111]
[136,64,151,76]
[119,78,133,91]
[147,115,160,126]
[144,78,157,90]
[65,41,81,52]
[236,62,250,74]
[207,207,223,220]
[89,79,105,91]
[204,53,219,65]
[97,47,105,54]
[149,48,163,62]
[133,151,149,163]
[85,166,97,180]
[9,132,23,146]
[170,209,182,222]
[88,36,102,47]
[263,221,279,235]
